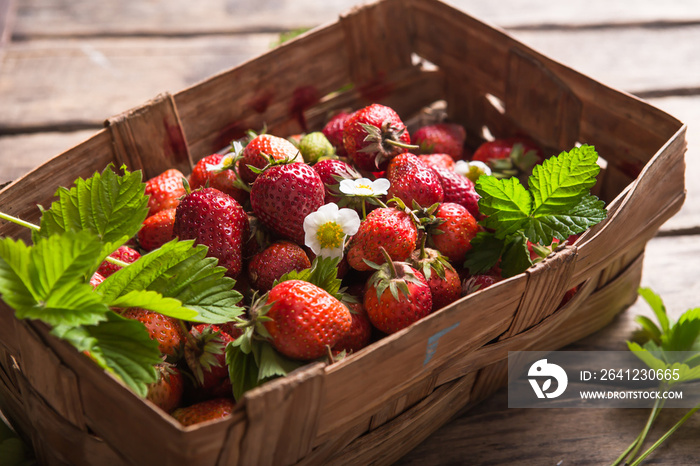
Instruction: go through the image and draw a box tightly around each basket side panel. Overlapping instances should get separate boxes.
[106,92,193,179]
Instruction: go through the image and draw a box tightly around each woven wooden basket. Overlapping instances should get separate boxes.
[0,0,687,464]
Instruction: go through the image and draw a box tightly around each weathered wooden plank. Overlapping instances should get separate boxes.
[10,0,700,39]
[399,233,700,465]
[0,35,275,131]
[0,130,95,185]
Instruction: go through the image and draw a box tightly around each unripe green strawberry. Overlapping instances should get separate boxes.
[264,279,352,360]
[298,132,335,164]
[346,207,418,272]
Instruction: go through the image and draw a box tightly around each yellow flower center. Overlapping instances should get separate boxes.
[316,221,345,249]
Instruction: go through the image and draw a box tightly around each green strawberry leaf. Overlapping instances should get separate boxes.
[97,239,244,323]
[500,233,533,278]
[463,232,505,275]
[665,308,700,352]
[638,287,670,334]
[635,315,663,345]
[36,164,148,258]
[226,342,260,401]
[52,312,160,397]
[107,290,198,320]
[276,256,342,299]
[0,233,110,327]
[529,145,600,215]
[476,176,531,239]
[256,339,306,380]
[524,194,607,246]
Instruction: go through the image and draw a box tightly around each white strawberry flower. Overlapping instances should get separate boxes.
[455,160,492,182]
[205,153,235,173]
[304,203,361,259]
[338,177,390,197]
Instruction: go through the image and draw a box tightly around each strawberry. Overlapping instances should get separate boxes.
[89,272,105,288]
[263,279,352,360]
[189,153,248,205]
[408,246,461,311]
[138,207,176,251]
[247,240,311,292]
[462,273,501,296]
[431,165,481,220]
[363,250,432,334]
[144,168,187,217]
[249,162,325,245]
[120,308,187,358]
[184,324,236,391]
[430,203,478,263]
[418,153,456,171]
[332,301,372,353]
[471,137,543,179]
[147,364,184,413]
[312,159,362,204]
[322,111,353,157]
[412,123,466,161]
[346,207,418,272]
[298,132,335,164]
[173,188,249,278]
[238,134,300,184]
[386,153,444,208]
[343,104,414,172]
[171,398,236,426]
[97,245,141,278]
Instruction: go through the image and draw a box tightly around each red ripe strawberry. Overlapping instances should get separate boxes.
[144,168,187,217]
[120,308,187,357]
[322,111,353,157]
[332,302,372,354]
[138,207,176,251]
[431,165,481,220]
[250,162,325,244]
[171,398,235,426]
[147,364,184,413]
[462,273,501,296]
[346,207,418,272]
[413,123,466,160]
[97,245,141,278]
[418,153,456,171]
[343,104,413,172]
[312,159,361,204]
[430,203,478,263]
[247,240,311,292]
[408,247,461,311]
[363,254,432,334]
[264,280,352,360]
[472,137,543,179]
[189,153,248,205]
[173,188,249,278]
[184,324,236,390]
[386,153,444,208]
[89,272,105,288]
[239,134,300,184]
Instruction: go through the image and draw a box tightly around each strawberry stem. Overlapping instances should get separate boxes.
[0,211,40,232]
[385,139,419,150]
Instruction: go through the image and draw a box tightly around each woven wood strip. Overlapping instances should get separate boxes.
[238,362,325,466]
[106,92,192,179]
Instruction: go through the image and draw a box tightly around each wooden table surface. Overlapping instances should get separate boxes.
[1,0,699,464]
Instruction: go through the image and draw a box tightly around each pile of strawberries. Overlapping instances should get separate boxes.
[104,103,544,424]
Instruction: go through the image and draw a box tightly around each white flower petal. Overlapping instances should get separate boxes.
[336,208,361,236]
[338,179,357,195]
[371,178,390,195]
[454,160,470,176]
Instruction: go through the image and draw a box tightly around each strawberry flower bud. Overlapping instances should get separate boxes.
[303,203,361,258]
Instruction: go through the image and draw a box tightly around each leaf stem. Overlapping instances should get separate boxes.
[0,211,40,231]
[628,403,700,466]
[611,396,664,466]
